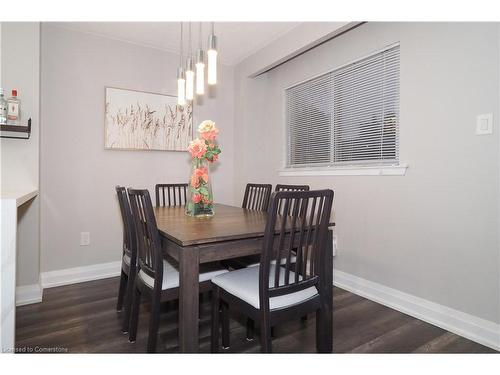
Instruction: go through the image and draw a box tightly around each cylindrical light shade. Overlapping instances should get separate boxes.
[185,57,194,101]
[207,50,217,85]
[186,71,194,101]
[207,34,217,85]
[195,48,205,95]
[177,67,186,106]
[177,78,186,106]
[196,63,205,95]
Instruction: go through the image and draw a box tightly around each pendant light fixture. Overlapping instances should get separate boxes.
[195,22,205,95]
[177,22,186,106]
[207,22,218,85]
[185,22,195,101]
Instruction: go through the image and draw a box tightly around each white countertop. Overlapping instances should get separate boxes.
[1,189,39,206]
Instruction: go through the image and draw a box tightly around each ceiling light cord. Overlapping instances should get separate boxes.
[188,22,192,57]
[180,22,183,65]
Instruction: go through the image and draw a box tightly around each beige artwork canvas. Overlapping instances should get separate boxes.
[104,87,193,151]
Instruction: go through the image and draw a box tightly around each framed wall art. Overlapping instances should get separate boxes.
[104,87,193,151]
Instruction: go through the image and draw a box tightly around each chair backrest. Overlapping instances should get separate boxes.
[275,184,310,216]
[155,183,188,207]
[259,189,334,311]
[242,183,273,211]
[115,186,136,263]
[128,188,163,289]
[275,184,310,192]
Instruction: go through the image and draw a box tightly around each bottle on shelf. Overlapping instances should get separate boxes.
[7,89,21,126]
[0,88,7,125]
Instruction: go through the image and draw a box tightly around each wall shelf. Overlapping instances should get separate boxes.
[0,118,31,139]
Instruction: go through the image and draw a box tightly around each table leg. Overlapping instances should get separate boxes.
[317,229,333,353]
[178,246,200,353]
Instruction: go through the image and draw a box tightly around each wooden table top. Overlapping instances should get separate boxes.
[154,203,335,247]
[154,204,269,247]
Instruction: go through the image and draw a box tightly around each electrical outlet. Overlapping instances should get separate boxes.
[332,234,338,256]
[80,232,90,246]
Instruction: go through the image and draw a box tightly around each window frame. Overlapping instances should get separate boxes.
[281,42,407,176]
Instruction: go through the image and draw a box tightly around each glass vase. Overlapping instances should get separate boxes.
[185,158,215,217]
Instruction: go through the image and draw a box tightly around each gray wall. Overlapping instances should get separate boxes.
[233,22,500,323]
[1,22,41,287]
[40,24,236,272]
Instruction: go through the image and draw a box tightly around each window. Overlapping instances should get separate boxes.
[285,44,400,169]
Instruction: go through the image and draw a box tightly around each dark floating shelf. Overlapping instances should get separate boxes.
[0,118,31,139]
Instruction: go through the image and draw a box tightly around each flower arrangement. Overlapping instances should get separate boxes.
[185,120,221,217]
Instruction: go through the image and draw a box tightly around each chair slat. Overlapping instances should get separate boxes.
[274,198,290,288]
[284,198,300,285]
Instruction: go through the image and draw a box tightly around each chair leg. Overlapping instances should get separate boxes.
[116,269,128,311]
[122,272,135,333]
[147,293,161,353]
[246,318,254,341]
[315,308,328,353]
[221,301,230,349]
[211,285,220,353]
[260,318,272,353]
[128,286,141,343]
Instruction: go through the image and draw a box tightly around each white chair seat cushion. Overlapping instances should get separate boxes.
[123,254,131,265]
[211,265,318,310]
[138,258,228,290]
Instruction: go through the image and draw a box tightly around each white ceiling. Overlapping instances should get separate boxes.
[54,22,301,66]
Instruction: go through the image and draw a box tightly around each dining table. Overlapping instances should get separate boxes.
[153,203,334,353]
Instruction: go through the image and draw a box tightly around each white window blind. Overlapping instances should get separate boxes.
[286,44,400,168]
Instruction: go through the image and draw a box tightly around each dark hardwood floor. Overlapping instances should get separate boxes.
[15,277,496,353]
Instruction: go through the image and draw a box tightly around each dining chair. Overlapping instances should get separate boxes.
[222,183,273,271]
[211,189,334,353]
[276,184,310,219]
[244,183,312,337]
[127,188,229,352]
[228,184,311,270]
[115,186,137,333]
[241,183,273,211]
[155,183,188,207]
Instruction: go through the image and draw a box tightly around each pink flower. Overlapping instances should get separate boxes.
[198,120,219,142]
[190,174,200,188]
[194,167,209,183]
[188,138,207,158]
[202,197,211,205]
[200,129,219,141]
[212,154,218,162]
[192,194,202,203]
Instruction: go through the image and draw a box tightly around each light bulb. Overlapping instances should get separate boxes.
[177,78,186,106]
[207,49,217,85]
[195,62,205,95]
[185,57,195,101]
[186,70,194,101]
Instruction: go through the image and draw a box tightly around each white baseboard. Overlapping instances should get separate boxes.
[333,269,500,351]
[41,261,122,289]
[16,283,43,306]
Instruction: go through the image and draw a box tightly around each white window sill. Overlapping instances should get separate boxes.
[278,163,408,177]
